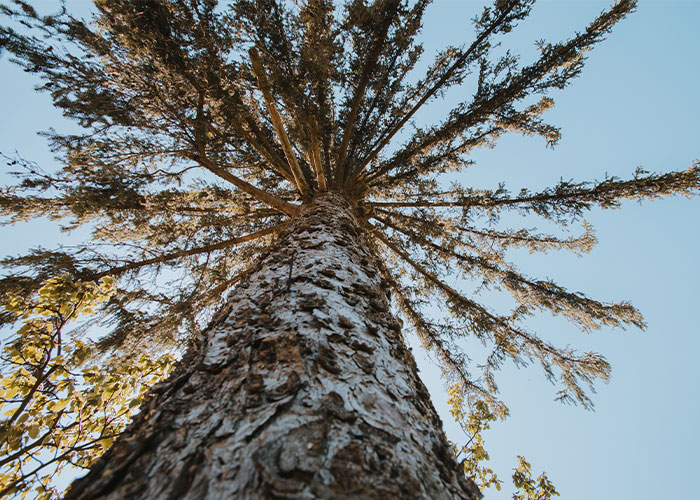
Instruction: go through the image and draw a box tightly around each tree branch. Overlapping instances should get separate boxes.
[229,92,297,185]
[309,116,327,191]
[374,214,642,330]
[198,158,300,216]
[93,224,283,279]
[335,0,401,188]
[363,0,637,185]
[249,48,311,199]
[354,0,524,180]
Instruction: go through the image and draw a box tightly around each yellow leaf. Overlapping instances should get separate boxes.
[53,399,70,412]
[28,424,40,440]
[4,384,19,400]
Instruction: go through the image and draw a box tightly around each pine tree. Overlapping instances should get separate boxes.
[0,0,698,498]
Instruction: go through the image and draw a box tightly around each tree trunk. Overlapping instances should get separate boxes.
[65,193,480,500]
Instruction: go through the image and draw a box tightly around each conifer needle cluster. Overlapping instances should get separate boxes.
[1,0,697,417]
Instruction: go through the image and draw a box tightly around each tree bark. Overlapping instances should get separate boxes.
[65,193,481,500]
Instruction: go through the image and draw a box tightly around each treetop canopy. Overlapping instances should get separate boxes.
[1,0,698,411]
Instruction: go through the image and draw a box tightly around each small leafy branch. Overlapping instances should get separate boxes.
[0,276,175,499]
[449,384,504,491]
[512,456,559,500]
[449,383,559,499]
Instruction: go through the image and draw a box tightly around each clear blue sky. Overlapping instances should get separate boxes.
[411,2,700,499]
[1,2,698,499]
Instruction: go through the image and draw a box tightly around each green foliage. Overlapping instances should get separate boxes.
[0,276,175,499]
[449,383,558,499]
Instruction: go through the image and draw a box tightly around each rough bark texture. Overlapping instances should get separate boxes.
[65,194,481,500]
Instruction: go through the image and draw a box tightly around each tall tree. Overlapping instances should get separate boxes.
[0,0,697,498]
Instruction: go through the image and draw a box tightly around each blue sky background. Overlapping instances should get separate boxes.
[411,2,700,499]
[1,1,698,499]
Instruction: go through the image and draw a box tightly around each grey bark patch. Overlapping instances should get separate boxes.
[351,341,375,354]
[369,296,389,313]
[352,352,374,373]
[329,441,365,485]
[277,423,327,476]
[337,314,354,329]
[268,371,302,401]
[299,295,324,312]
[319,268,336,278]
[321,391,356,422]
[165,449,205,500]
[317,344,342,375]
[326,333,344,343]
